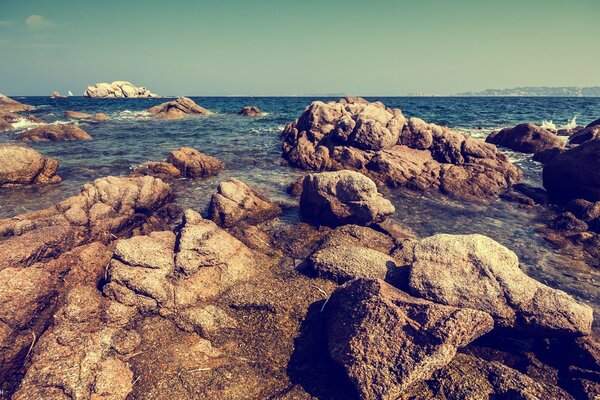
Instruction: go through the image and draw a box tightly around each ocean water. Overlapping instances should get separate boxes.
[1,96,600,325]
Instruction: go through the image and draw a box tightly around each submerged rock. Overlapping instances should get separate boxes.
[0,144,61,187]
[209,178,281,227]
[544,139,600,202]
[239,106,264,116]
[83,80,158,98]
[147,96,211,119]
[17,124,92,141]
[300,170,395,227]
[326,279,494,399]
[282,97,521,201]
[64,110,109,120]
[0,93,34,112]
[486,123,564,154]
[409,234,593,335]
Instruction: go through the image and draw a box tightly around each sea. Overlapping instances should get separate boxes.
[1,96,599,326]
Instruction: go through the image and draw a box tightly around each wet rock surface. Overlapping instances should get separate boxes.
[282,97,521,201]
[134,146,224,180]
[0,144,61,187]
[486,123,564,153]
[17,124,92,141]
[239,106,264,116]
[147,96,212,119]
[64,110,109,120]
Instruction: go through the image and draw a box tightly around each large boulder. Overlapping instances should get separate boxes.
[0,144,61,187]
[300,170,395,226]
[64,110,109,121]
[408,234,593,335]
[486,123,564,153]
[83,81,158,98]
[568,124,600,145]
[17,124,92,141]
[208,178,281,227]
[282,97,521,201]
[0,93,34,112]
[166,146,224,177]
[147,97,211,119]
[239,106,264,117]
[543,139,600,202]
[326,279,494,400]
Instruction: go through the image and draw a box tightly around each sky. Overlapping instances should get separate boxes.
[0,0,599,96]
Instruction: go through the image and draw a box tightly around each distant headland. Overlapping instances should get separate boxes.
[454,86,600,97]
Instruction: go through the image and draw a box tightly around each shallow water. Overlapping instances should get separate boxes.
[1,96,599,327]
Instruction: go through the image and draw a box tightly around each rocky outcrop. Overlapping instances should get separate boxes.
[544,139,600,202]
[568,123,600,145]
[17,124,92,141]
[147,97,211,119]
[486,123,564,153]
[64,110,109,120]
[408,234,593,335]
[282,97,521,201]
[166,146,223,177]
[0,144,61,187]
[0,93,34,112]
[50,91,66,98]
[299,170,395,226]
[83,81,158,98]
[209,178,281,227]
[239,106,264,117]
[0,110,45,132]
[326,279,494,400]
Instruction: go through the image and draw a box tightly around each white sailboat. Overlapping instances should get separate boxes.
[67,90,73,97]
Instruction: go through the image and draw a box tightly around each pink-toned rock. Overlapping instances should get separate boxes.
[147,97,211,119]
[17,124,92,141]
[0,144,61,187]
[166,146,224,177]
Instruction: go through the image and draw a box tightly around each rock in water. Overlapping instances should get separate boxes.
[239,106,264,116]
[325,279,494,400]
[17,124,93,141]
[0,110,45,132]
[209,178,281,227]
[544,139,600,202]
[147,97,211,119]
[281,97,521,201]
[408,234,593,335]
[486,123,564,153]
[0,93,34,112]
[64,110,109,120]
[300,170,395,226]
[166,146,224,177]
[83,80,158,98]
[50,91,65,98]
[0,144,61,187]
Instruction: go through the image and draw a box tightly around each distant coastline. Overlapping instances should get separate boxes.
[454,86,600,97]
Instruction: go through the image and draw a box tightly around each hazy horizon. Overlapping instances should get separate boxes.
[1,0,599,96]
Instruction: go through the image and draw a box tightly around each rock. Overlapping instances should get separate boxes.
[408,353,574,399]
[486,123,565,153]
[512,183,549,205]
[566,199,600,223]
[209,178,281,227]
[300,170,395,226]
[0,110,45,132]
[0,93,34,112]
[307,224,403,284]
[557,126,585,136]
[134,161,182,180]
[282,97,521,201]
[147,97,211,119]
[326,279,494,400]
[166,147,224,177]
[0,144,61,187]
[550,212,589,232]
[533,146,566,164]
[50,91,65,98]
[83,81,158,98]
[544,139,600,202]
[17,124,92,141]
[408,234,593,335]
[569,125,600,145]
[239,106,264,116]
[64,110,109,120]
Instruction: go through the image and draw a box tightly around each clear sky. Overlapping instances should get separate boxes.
[1,0,599,96]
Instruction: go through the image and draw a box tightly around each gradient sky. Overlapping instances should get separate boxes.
[1,0,599,96]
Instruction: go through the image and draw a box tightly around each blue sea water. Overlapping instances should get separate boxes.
[1,96,599,324]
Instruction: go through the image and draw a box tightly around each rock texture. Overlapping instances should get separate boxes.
[64,110,109,120]
[239,106,264,117]
[568,118,600,145]
[165,146,224,177]
[486,123,564,153]
[83,81,158,98]
[0,110,45,132]
[409,234,593,335]
[147,97,211,119]
[326,279,494,400]
[0,144,61,187]
[50,91,65,98]
[544,139,600,202]
[282,97,521,201]
[300,170,395,226]
[17,124,93,141]
[209,178,281,227]
[0,93,34,112]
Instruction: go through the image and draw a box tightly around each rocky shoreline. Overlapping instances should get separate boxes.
[0,95,598,399]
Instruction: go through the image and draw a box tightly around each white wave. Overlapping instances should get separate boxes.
[562,114,579,129]
[10,118,77,130]
[111,109,152,121]
[540,120,556,130]
[249,124,285,134]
